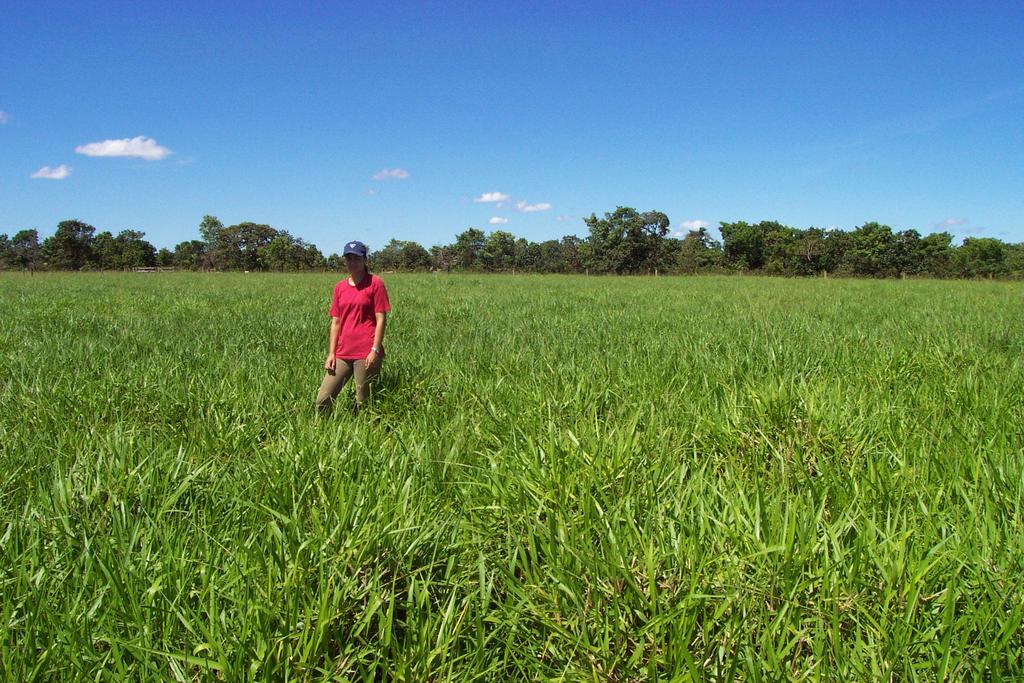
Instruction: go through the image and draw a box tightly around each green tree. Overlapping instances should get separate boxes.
[252,230,323,271]
[326,253,345,271]
[819,229,853,274]
[719,220,797,272]
[719,221,761,270]
[759,222,800,274]
[298,241,325,271]
[678,227,723,273]
[0,234,11,269]
[199,215,224,269]
[91,230,156,270]
[788,227,828,275]
[584,207,670,274]
[370,240,401,271]
[429,244,455,271]
[398,241,432,270]
[115,230,156,269]
[481,230,516,271]
[918,232,954,277]
[372,239,432,271]
[890,229,922,276]
[10,229,40,272]
[534,240,564,272]
[92,231,117,269]
[199,215,223,247]
[453,228,486,270]
[42,219,96,270]
[173,240,207,270]
[560,235,586,273]
[514,238,541,272]
[155,248,174,267]
[841,222,896,276]
[215,222,278,271]
[954,237,1008,278]
[263,234,296,271]
[1005,243,1024,279]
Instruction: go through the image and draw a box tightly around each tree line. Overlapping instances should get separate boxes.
[3,208,1022,278]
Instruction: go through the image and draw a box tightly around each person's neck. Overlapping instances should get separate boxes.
[349,270,367,286]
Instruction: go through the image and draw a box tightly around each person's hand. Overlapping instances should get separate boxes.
[324,356,336,373]
[365,350,378,368]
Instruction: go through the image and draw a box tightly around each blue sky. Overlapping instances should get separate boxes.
[2,1,1022,253]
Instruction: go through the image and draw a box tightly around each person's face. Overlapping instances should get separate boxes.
[344,253,366,275]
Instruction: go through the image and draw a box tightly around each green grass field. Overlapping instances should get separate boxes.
[1,272,1022,681]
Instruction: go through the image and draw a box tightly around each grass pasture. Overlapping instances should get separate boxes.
[1,272,1022,681]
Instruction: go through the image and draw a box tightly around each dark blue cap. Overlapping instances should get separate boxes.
[343,240,368,257]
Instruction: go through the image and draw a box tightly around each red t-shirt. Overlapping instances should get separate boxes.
[329,274,391,359]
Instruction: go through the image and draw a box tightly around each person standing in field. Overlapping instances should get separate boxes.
[315,240,390,413]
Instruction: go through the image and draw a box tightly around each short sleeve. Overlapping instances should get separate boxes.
[373,278,391,313]
[328,286,340,317]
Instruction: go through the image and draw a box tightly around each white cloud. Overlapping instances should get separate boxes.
[516,200,552,213]
[365,188,378,196]
[0,110,9,124]
[556,214,571,222]
[934,217,966,228]
[474,191,510,203]
[679,219,710,230]
[488,216,509,225]
[75,136,172,160]
[31,164,72,180]
[372,168,409,180]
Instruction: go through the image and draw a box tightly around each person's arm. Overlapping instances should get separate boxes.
[365,312,386,367]
[325,316,340,372]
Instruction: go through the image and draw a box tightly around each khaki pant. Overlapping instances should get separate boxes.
[315,358,381,413]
